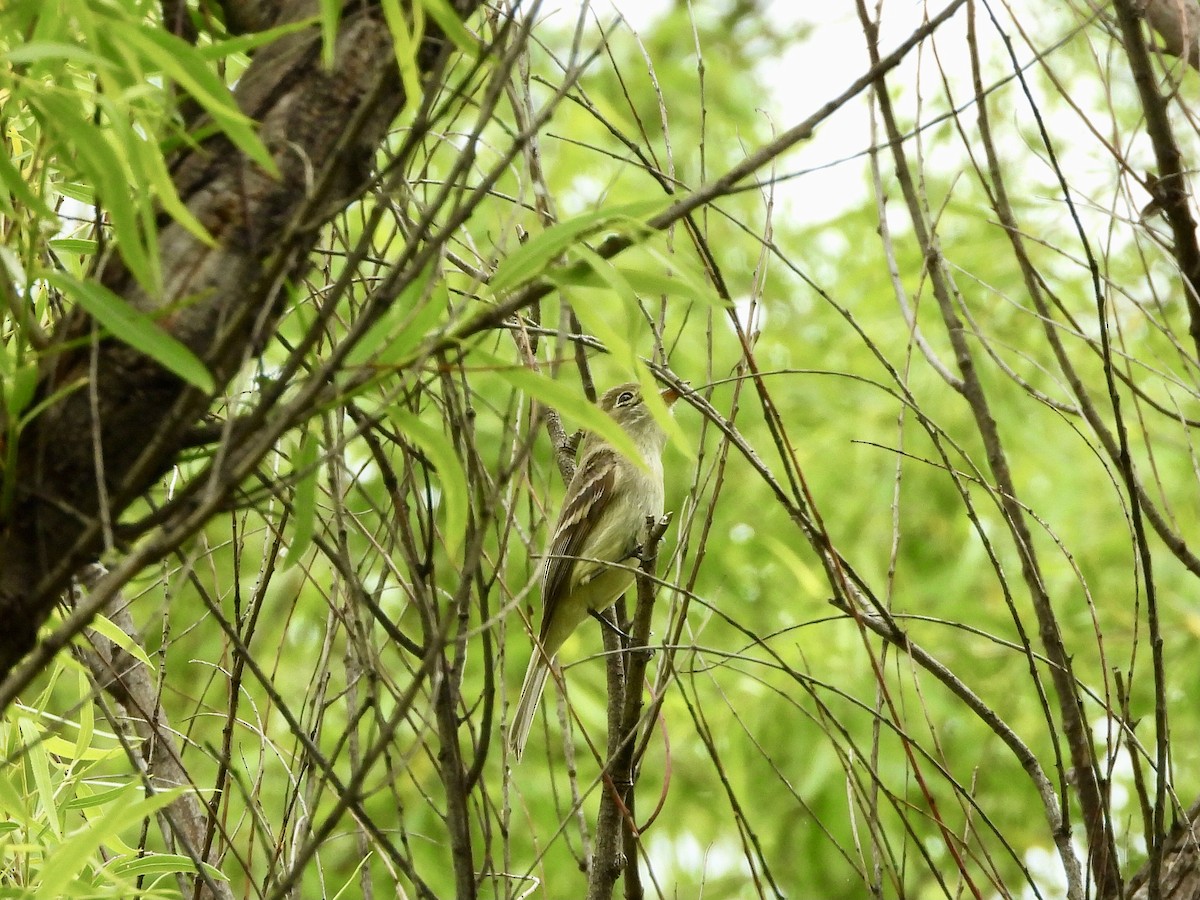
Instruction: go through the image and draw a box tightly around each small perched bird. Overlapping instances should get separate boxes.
[508,382,679,761]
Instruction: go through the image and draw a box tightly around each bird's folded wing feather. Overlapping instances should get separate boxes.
[539,448,619,639]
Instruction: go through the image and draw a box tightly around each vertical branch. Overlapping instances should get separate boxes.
[72,566,235,900]
[586,514,671,900]
[1113,0,1200,362]
[587,620,627,900]
[854,1,1122,894]
[619,513,671,900]
[434,652,478,900]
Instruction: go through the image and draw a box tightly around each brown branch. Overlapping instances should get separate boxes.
[72,565,234,900]
[0,0,483,677]
[587,617,627,900]
[854,1,1123,895]
[586,514,671,900]
[1142,0,1200,69]
[619,513,671,900]
[1114,0,1200,361]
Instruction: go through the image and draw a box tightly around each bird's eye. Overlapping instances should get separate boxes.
[617,390,636,405]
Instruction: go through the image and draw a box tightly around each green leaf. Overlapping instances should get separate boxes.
[285,427,320,570]
[565,246,640,358]
[345,272,446,368]
[488,199,667,295]
[114,107,214,248]
[2,41,113,71]
[44,273,215,393]
[17,719,60,840]
[35,785,184,900]
[108,19,278,177]
[635,367,693,460]
[40,734,118,763]
[108,853,227,881]
[73,669,94,763]
[64,785,138,812]
[380,0,423,106]
[317,0,341,69]
[639,244,728,307]
[29,93,159,293]
[86,614,153,670]
[562,249,692,456]
[0,760,30,825]
[198,17,319,61]
[0,147,56,223]
[471,351,648,472]
[549,251,726,309]
[417,0,478,55]
[387,407,468,562]
[48,239,98,255]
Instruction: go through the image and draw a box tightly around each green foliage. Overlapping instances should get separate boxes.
[0,667,218,898]
[5,1,1200,898]
[0,0,271,294]
[42,274,213,393]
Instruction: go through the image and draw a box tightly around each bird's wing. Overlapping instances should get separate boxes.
[539,447,619,640]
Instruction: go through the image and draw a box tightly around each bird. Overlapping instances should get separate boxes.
[508,382,678,761]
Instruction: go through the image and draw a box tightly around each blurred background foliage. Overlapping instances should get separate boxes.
[3,0,1200,897]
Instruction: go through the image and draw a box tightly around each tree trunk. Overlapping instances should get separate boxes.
[0,0,482,676]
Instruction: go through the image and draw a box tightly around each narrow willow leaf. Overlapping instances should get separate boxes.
[198,17,319,61]
[35,786,184,900]
[110,19,278,176]
[30,93,158,292]
[639,244,728,307]
[48,239,98,255]
[109,854,227,881]
[488,199,667,296]
[418,0,478,54]
[17,719,61,840]
[635,367,692,459]
[552,250,638,364]
[45,273,215,393]
[86,614,153,669]
[551,264,715,307]
[387,408,468,563]
[317,0,341,68]
[41,735,118,763]
[471,350,647,471]
[285,428,320,570]
[0,148,56,222]
[345,272,445,368]
[64,785,137,812]
[380,0,423,106]
[119,112,214,247]
[561,249,692,457]
[1,361,38,420]
[73,670,94,762]
[2,41,112,70]
[0,765,29,824]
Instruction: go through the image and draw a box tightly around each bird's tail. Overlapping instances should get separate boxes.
[509,651,552,761]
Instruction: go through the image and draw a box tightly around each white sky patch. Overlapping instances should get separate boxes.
[536,0,1152,236]
[644,831,753,891]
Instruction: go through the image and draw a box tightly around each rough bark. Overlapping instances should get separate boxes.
[1141,0,1200,69]
[72,565,234,900]
[1130,802,1200,899]
[0,0,482,676]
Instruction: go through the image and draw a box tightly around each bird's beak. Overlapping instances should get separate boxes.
[660,383,686,406]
